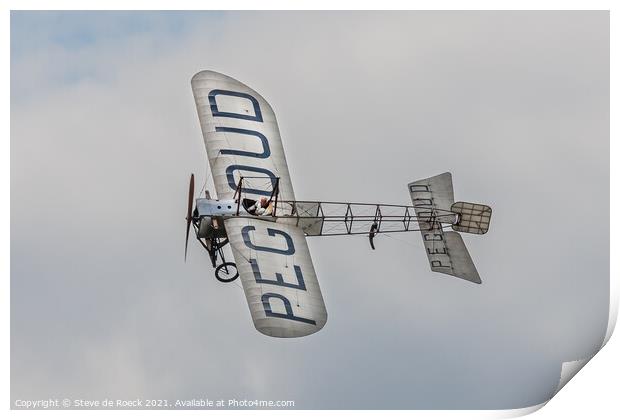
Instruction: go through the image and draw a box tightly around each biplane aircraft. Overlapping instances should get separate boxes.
[186,70,492,338]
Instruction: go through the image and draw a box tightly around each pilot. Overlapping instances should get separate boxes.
[262,200,274,216]
[248,197,272,216]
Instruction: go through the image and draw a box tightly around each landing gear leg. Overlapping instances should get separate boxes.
[212,237,238,282]
[194,228,238,283]
[208,238,218,268]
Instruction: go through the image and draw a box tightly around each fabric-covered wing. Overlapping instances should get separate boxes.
[224,218,327,338]
[408,173,481,284]
[191,70,296,202]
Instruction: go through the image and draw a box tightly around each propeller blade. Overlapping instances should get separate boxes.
[185,173,195,261]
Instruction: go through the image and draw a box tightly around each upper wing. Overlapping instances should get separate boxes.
[192,71,327,337]
[408,172,481,284]
[224,217,328,338]
[191,70,296,201]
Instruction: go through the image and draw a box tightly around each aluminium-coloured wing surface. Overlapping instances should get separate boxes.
[191,70,327,337]
[225,217,327,338]
[191,70,295,201]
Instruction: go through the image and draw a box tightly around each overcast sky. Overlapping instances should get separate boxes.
[11,11,609,409]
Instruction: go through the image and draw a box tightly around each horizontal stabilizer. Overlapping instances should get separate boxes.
[409,172,482,284]
[408,172,454,213]
[436,232,481,284]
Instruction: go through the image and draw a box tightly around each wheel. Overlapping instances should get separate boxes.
[215,262,239,283]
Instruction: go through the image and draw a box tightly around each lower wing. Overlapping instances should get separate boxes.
[224,218,328,337]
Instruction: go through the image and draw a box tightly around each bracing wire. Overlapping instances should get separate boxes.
[200,166,209,198]
[381,232,422,249]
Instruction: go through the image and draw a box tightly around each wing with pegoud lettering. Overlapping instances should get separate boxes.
[224,217,327,338]
[191,70,296,202]
[191,71,327,337]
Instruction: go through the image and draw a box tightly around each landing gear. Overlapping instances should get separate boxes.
[186,209,238,283]
[206,237,238,283]
[215,262,239,282]
[184,175,285,285]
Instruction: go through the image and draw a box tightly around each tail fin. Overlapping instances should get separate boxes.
[408,172,491,284]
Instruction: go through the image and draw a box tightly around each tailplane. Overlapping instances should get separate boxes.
[408,172,492,284]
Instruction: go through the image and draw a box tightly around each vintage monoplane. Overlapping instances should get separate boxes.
[186,71,492,338]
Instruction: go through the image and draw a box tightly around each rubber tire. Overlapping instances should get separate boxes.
[215,262,239,283]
